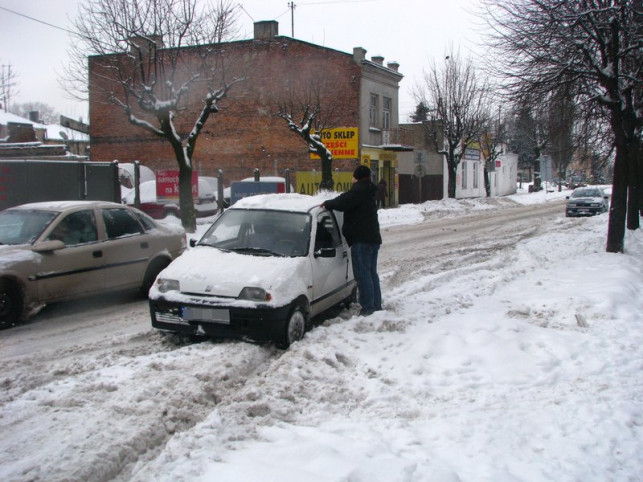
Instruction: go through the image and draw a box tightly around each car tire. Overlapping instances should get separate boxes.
[0,280,24,329]
[275,302,307,349]
[140,259,170,296]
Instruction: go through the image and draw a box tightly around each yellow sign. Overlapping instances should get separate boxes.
[296,171,354,195]
[311,127,359,159]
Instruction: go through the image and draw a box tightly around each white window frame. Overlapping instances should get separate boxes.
[369,94,379,128]
[382,97,391,130]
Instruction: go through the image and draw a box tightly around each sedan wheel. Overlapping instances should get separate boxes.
[0,281,23,329]
[276,303,306,349]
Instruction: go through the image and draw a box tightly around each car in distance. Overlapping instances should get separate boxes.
[0,200,186,328]
[565,187,609,217]
[149,193,356,349]
[122,178,219,219]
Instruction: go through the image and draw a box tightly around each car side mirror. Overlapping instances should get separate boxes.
[314,247,336,258]
[189,238,197,247]
[32,240,66,252]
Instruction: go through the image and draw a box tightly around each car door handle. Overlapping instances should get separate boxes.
[93,250,103,258]
[140,242,149,249]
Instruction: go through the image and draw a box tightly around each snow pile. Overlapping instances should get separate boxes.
[0,186,641,482]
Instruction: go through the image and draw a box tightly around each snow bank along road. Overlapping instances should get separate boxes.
[0,198,589,481]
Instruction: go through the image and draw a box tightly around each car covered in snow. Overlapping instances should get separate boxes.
[149,193,356,348]
[565,187,609,217]
[0,200,186,328]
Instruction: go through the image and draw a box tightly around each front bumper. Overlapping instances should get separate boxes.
[150,297,291,343]
[566,205,604,217]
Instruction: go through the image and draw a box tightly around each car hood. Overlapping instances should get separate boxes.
[152,245,311,306]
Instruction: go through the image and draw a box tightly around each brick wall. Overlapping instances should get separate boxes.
[89,38,362,185]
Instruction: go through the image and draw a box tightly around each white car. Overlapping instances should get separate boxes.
[149,193,356,348]
[0,201,186,328]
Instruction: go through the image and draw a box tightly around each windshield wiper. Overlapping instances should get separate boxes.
[231,247,282,256]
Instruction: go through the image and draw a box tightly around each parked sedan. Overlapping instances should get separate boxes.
[565,187,610,217]
[149,193,356,348]
[0,200,186,328]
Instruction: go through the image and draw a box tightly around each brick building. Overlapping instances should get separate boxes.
[88,21,406,203]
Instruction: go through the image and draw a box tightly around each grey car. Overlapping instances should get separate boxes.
[565,187,609,217]
[0,200,186,328]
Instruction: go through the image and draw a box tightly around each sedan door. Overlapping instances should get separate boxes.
[36,209,105,301]
[310,211,351,314]
[98,207,155,291]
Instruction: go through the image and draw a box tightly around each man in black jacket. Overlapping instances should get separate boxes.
[322,165,382,316]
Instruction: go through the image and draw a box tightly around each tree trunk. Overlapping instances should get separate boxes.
[318,149,334,191]
[447,161,457,198]
[484,167,491,197]
[168,139,196,232]
[606,147,627,253]
[626,140,641,231]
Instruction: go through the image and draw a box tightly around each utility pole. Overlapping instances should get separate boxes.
[288,2,296,37]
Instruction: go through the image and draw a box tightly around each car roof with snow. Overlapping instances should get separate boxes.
[7,200,126,212]
[231,193,330,213]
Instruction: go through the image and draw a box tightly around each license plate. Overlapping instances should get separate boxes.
[181,306,230,324]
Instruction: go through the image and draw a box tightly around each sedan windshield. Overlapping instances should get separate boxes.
[0,209,59,245]
[572,189,603,198]
[199,209,311,257]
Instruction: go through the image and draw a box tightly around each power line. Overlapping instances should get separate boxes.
[0,6,74,34]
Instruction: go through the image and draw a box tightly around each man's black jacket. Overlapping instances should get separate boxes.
[323,179,382,246]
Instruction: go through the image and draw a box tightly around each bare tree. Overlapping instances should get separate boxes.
[1,64,19,112]
[414,51,490,198]
[62,0,241,231]
[277,73,349,191]
[12,102,59,124]
[479,106,507,197]
[483,0,643,253]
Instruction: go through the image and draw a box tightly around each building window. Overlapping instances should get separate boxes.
[462,161,468,189]
[383,97,391,130]
[369,94,379,128]
[473,161,479,189]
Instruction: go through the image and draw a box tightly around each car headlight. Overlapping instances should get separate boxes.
[157,278,180,293]
[238,287,272,302]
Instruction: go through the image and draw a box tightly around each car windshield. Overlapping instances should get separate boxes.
[572,189,603,198]
[0,209,59,245]
[198,209,311,257]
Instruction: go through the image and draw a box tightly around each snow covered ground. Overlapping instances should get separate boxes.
[1,184,642,481]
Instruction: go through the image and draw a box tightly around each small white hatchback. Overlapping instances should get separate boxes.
[149,193,356,348]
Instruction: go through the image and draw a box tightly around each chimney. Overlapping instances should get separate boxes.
[129,35,164,55]
[353,47,367,63]
[387,61,400,72]
[371,55,384,65]
[254,21,278,41]
[29,111,40,123]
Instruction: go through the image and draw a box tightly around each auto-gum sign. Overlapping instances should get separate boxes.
[310,127,359,159]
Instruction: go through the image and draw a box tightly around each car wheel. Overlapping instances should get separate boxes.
[275,302,307,349]
[0,280,24,329]
[140,259,170,296]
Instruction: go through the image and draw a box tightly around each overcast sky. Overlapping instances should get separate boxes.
[0,0,485,123]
